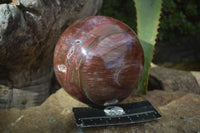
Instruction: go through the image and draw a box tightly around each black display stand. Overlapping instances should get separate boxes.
[72,100,161,127]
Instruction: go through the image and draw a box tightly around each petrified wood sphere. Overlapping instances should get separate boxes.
[54,16,144,106]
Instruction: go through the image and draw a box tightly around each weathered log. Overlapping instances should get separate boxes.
[0,0,102,109]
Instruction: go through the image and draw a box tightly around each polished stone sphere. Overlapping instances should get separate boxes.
[54,16,144,106]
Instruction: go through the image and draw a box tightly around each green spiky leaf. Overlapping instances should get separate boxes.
[134,0,162,94]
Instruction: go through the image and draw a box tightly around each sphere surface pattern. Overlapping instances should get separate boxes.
[54,16,144,106]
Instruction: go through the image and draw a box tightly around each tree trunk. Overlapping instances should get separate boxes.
[0,0,102,109]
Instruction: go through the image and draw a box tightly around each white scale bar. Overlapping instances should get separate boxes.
[79,110,156,121]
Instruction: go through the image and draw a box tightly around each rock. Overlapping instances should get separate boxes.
[149,66,200,94]
[0,88,199,133]
[191,71,200,87]
[86,94,200,133]
[0,0,102,109]
[0,89,85,133]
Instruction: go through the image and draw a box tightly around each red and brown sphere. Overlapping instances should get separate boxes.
[54,16,144,106]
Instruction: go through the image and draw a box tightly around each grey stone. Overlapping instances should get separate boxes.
[191,71,200,87]
[149,66,200,94]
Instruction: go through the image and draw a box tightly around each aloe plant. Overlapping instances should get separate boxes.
[134,0,162,94]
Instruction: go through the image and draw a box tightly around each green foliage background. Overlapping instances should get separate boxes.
[99,0,200,41]
[99,0,137,32]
